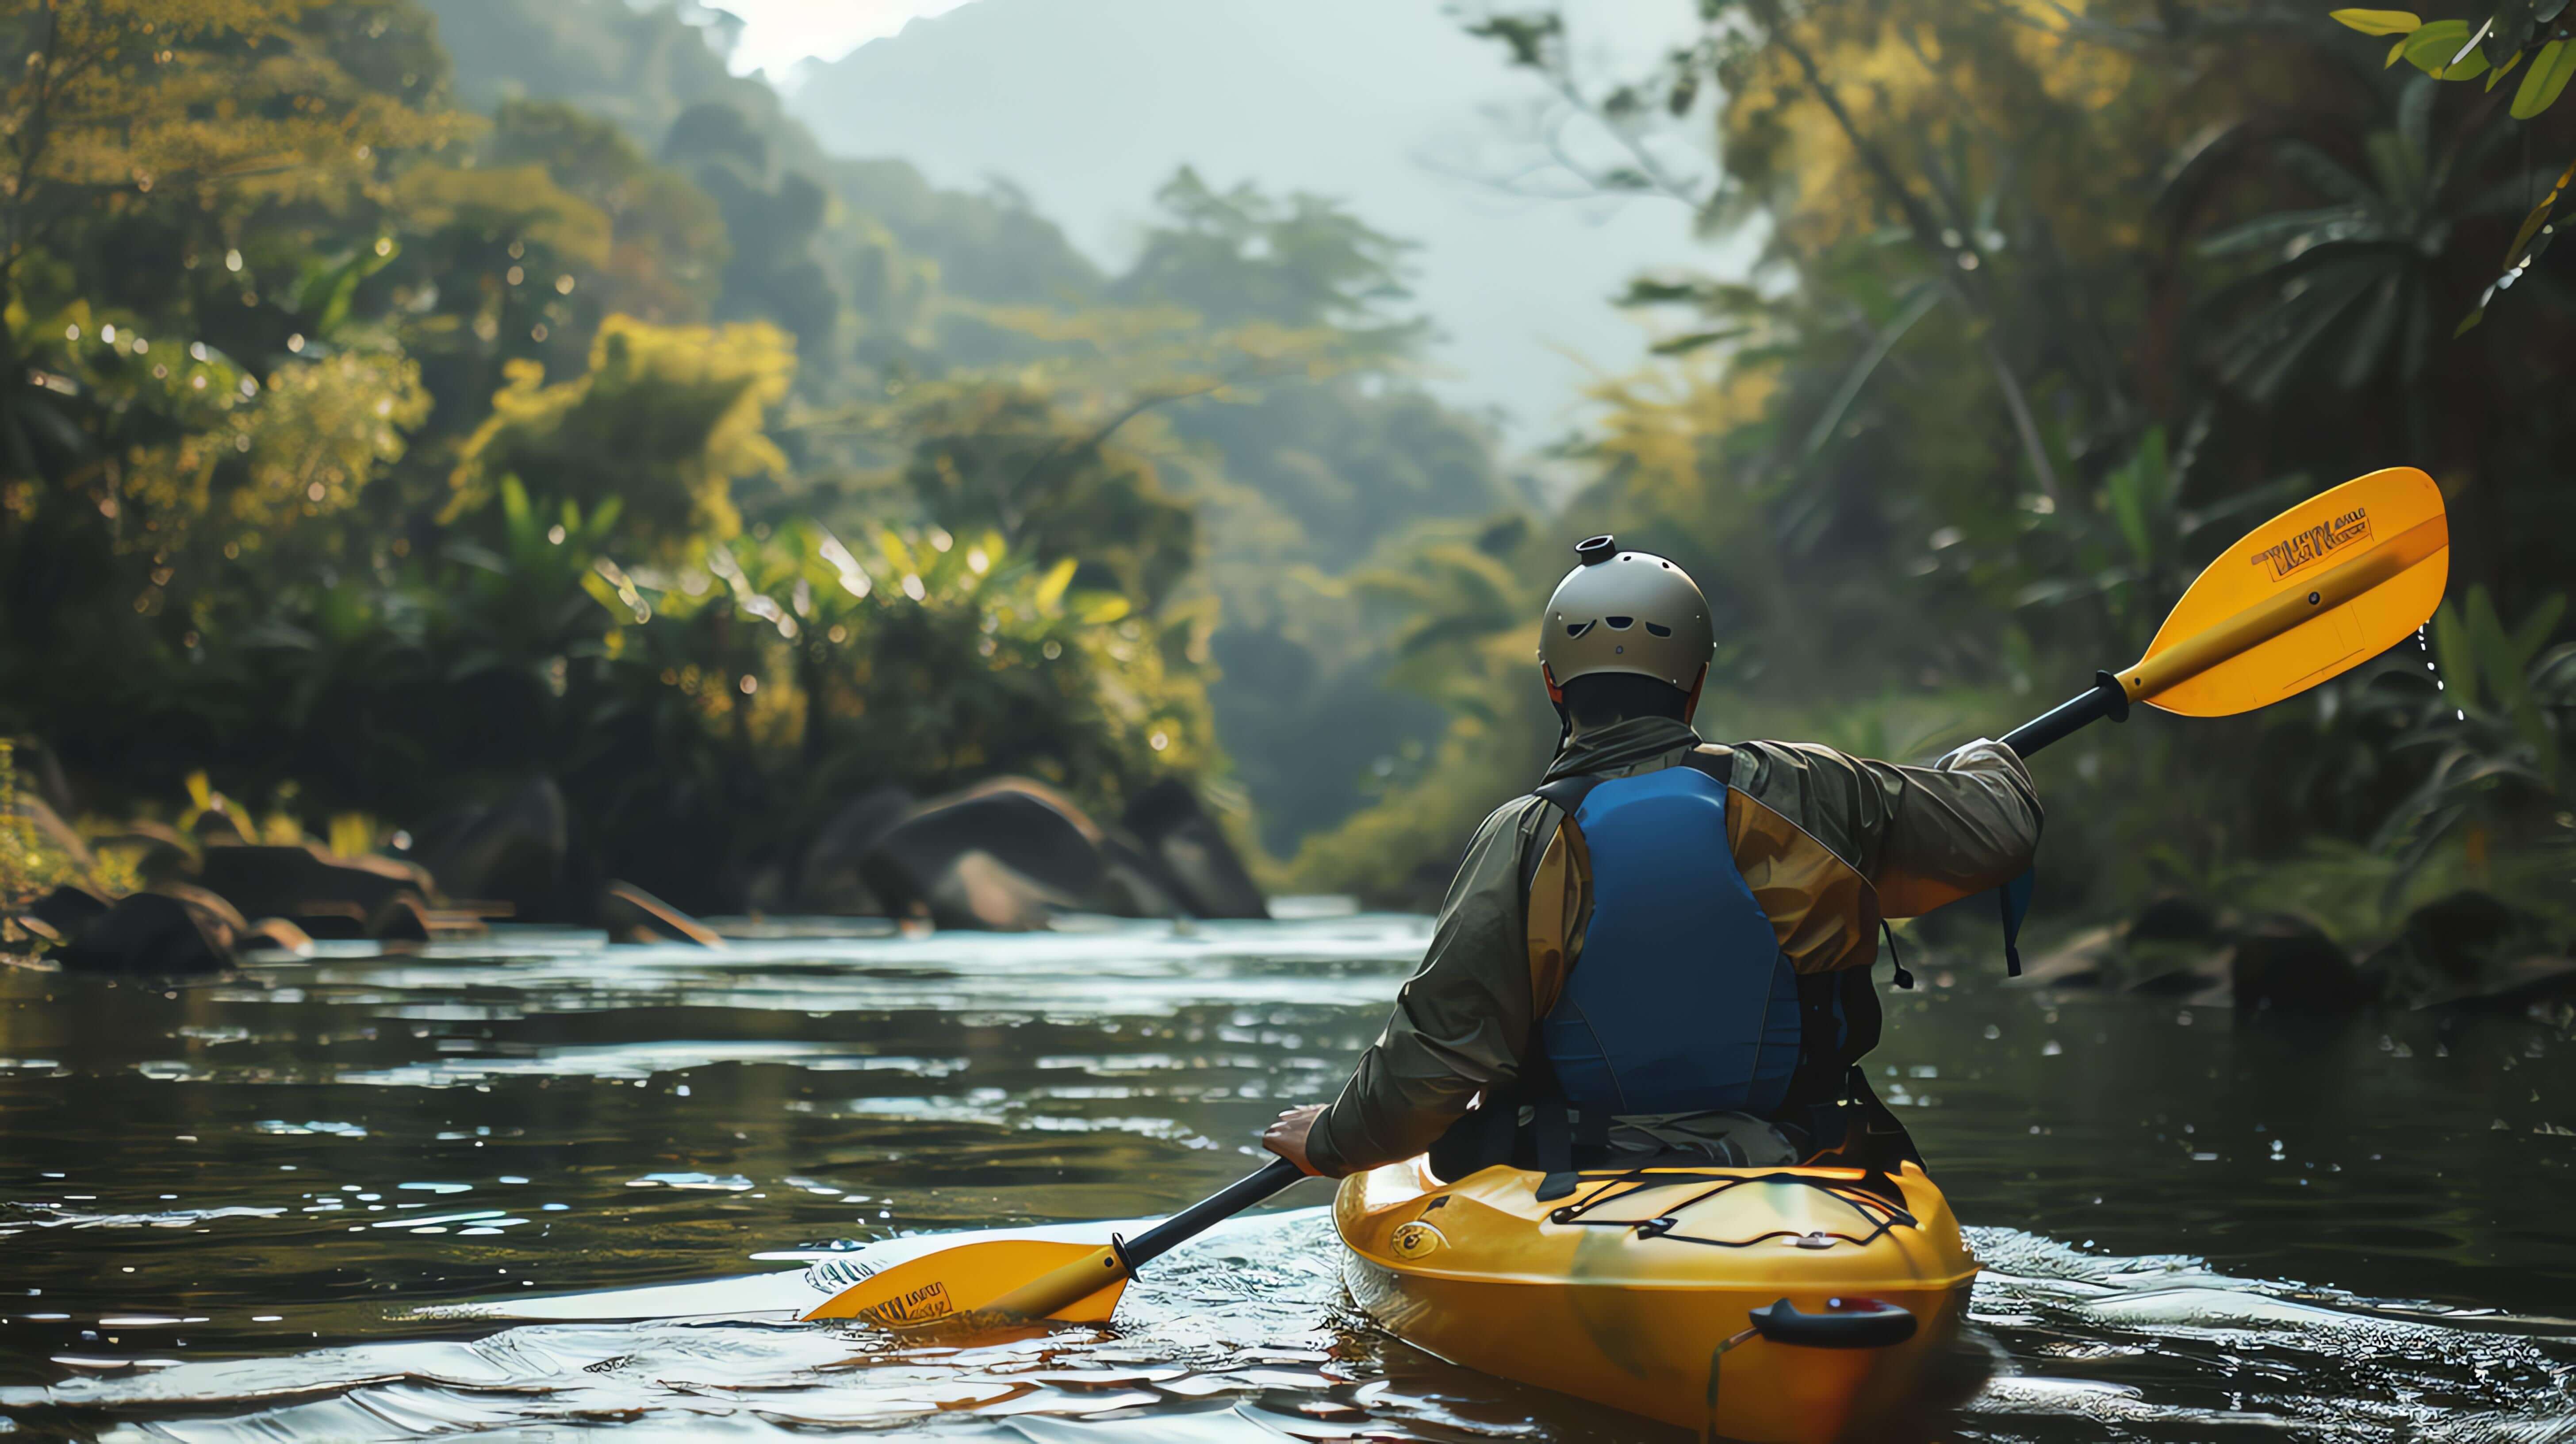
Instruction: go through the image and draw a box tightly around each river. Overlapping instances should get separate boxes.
[1,911,2571,1440]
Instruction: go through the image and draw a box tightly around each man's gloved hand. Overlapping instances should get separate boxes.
[1933,737,2006,771]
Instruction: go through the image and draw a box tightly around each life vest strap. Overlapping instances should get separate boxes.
[1532,1100,1575,1200]
[1526,1098,1614,1201]
[1530,772,1604,818]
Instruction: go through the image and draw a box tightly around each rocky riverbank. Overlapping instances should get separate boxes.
[2,772,1267,974]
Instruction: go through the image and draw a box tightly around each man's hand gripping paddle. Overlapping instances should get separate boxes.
[800,1156,1308,1328]
[2000,466,2450,756]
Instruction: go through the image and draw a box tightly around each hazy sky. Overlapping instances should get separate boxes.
[715,0,971,79]
[718,1,1744,452]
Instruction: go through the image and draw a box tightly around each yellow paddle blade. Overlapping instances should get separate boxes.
[2120,465,2449,717]
[800,1239,1128,1327]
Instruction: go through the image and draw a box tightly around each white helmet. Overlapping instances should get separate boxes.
[1537,534,1714,696]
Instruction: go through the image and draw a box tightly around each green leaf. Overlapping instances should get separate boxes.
[2467,585,2512,666]
[1032,556,1077,611]
[2438,46,2490,79]
[2512,39,2576,117]
[1648,326,1749,356]
[2400,19,2473,73]
[2106,428,2167,567]
[500,474,533,541]
[2332,7,2424,35]
[2488,48,2526,88]
[1074,592,1131,626]
[2509,593,2569,679]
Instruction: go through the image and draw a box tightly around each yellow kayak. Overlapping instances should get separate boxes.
[1335,1156,1978,1442]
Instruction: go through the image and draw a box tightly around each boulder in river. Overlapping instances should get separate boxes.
[1096,833,1188,918]
[412,776,569,920]
[847,775,1272,929]
[2367,891,2576,1010]
[2009,895,2228,1002]
[2130,893,2220,944]
[241,917,316,957]
[861,778,1117,930]
[918,849,1063,932]
[286,902,370,941]
[13,882,110,945]
[2113,892,2230,999]
[2227,914,2372,1013]
[601,881,724,947]
[53,885,244,975]
[198,842,436,922]
[792,786,917,915]
[368,894,433,943]
[1120,779,1268,920]
[190,807,254,846]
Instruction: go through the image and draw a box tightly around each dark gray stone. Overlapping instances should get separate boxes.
[1120,779,1268,920]
[54,886,244,975]
[862,779,1112,929]
[15,883,110,945]
[793,786,917,914]
[368,894,434,943]
[2369,891,2574,1009]
[2229,914,2371,1012]
[413,777,569,920]
[2129,893,2219,943]
[199,843,437,920]
[241,917,315,957]
[917,849,1062,932]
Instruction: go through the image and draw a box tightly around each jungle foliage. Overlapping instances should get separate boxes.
[4,0,2570,940]
[1290,0,2576,940]
[0,0,1511,912]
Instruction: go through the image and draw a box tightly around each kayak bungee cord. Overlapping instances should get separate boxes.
[1542,1167,1918,1251]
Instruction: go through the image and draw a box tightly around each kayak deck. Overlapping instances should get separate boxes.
[1336,1156,1978,1440]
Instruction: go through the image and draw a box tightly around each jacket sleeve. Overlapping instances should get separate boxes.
[1303,796,1551,1178]
[1731,738,2042,918]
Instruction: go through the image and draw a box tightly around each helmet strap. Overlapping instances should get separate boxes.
[1541,664,1572,750]
[1683,663,1708,725]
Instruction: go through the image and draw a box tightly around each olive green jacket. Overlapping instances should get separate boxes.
[1303,715,2042,1178]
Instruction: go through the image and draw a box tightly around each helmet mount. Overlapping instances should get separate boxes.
[1536,534,1714,731]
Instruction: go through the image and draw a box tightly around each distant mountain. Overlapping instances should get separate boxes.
[786,0,1727,445]
[423,0,801,162]
[416,0,1105,325]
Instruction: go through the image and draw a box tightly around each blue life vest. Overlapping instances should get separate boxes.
[1537,765,1808,1117]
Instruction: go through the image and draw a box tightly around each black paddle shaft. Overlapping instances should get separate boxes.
[1121,1156,1308,1271]
[1999,671,2132,758]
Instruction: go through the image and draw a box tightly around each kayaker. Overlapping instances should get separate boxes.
[1262,534,2042,1191]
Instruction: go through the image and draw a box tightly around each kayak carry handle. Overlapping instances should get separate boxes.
[1746,1297,1917,1349]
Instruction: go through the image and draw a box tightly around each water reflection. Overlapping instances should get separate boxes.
[1,915,2569,1440]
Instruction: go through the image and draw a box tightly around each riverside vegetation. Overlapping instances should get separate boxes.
[1,0,2572,1012]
